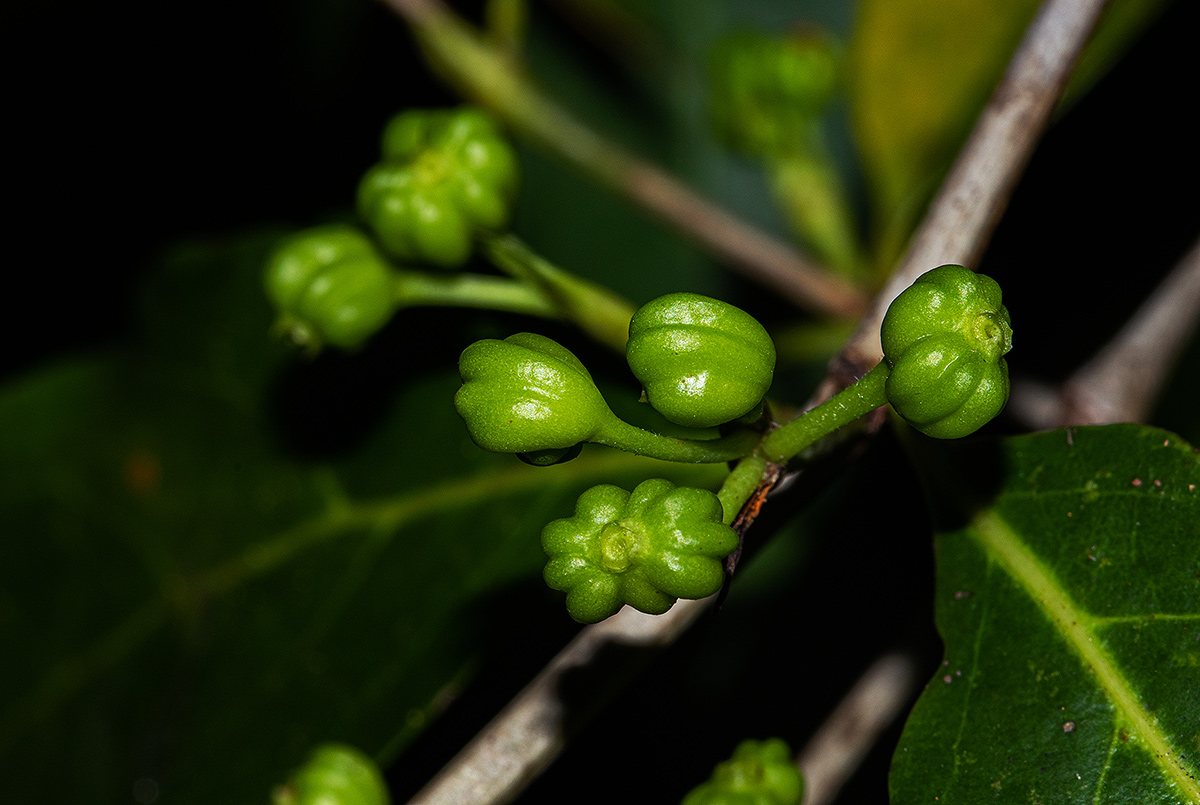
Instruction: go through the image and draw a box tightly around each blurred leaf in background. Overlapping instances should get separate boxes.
[2,0,1197,803]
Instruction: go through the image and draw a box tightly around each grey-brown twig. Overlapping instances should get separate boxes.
[841,0,1111,372]
[798,653,921,805]
[396,1,1113,802]
[377,0,868,318]
[405,598,714,804]
[1011,237,1200,427]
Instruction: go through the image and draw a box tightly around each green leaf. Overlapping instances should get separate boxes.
[891,425,1200,803]
[0,232,724,802]
[847,0,1167,269]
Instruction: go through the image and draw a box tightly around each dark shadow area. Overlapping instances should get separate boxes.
[980,0,1200,384]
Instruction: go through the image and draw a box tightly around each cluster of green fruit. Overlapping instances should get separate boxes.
[264,106,520,349]
[455,266,1011,622]
[261,107,1013,625]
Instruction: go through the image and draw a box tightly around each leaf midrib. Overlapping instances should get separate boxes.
[970,509,1200,802]
[2,450,715,753]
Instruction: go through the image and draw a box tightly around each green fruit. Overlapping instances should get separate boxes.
[709,29,840,157]
[454,333,615,455]
[542,479,737,623]
[358,106,519,267]
[682,739,804,805]
[627,293,776,428]
[264,225,394,349]
[272,743,389,805]
[880,264,1013,439]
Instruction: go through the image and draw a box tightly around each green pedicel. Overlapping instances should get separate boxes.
[454,333,759,464]
[542,479,738,623]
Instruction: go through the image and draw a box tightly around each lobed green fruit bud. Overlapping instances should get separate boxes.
[454,333,613,455]
[880,264,1013,439]
[682,739,804,805]
[264,225,394,349]
[708,28,840,158]
[542,478,737,623]
[358,106,519,267]
[626,293,776,429]
[272,743,389,805]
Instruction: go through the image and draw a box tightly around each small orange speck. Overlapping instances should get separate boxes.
[1164,439,1170,447]
[1153,479,1162,487]
[1067,511,1072,517]
[123,450,161,497]
[1131,478,1143,487]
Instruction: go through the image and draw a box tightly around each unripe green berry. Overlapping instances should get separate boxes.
[454,333,613,454]
[682,739,804,805]
[542,479,737,623]
[272,743,389,805]
[880,265,1012,439]
[264,225,394,349]
[709,29,840,158]
[626,293,776,428]
[358,106,519,268]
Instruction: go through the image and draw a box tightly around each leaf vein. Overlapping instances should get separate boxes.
[970,510,1199,802]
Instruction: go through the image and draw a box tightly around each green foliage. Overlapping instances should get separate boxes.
[541,478,737,622]
[881,265,1012,439]
[0,235,723,801]
[682,738,804,805]
[892,425,1200,803]
[626,293,776,428]
[4,0,1194,803]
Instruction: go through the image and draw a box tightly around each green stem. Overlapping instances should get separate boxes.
[385,0,868,318]
[717,449,767,525]
[485,0,527,52]
[761,362,890,463]
[394,270,560,317]
[591,416,760,464]
[480,234,635,352]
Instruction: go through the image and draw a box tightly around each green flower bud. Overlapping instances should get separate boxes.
[272,743,389,805]
[264,225,394,349]
[627,293,776,428]
[709,28,840,157]
[454,333,614,454]
[358,106,519,267]
[682,739,804,805]
[542,479,737,623]
[880,264,1013,439]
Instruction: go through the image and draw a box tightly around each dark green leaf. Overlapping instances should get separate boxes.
[0,233,724,802]
[892,425,1200,803]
